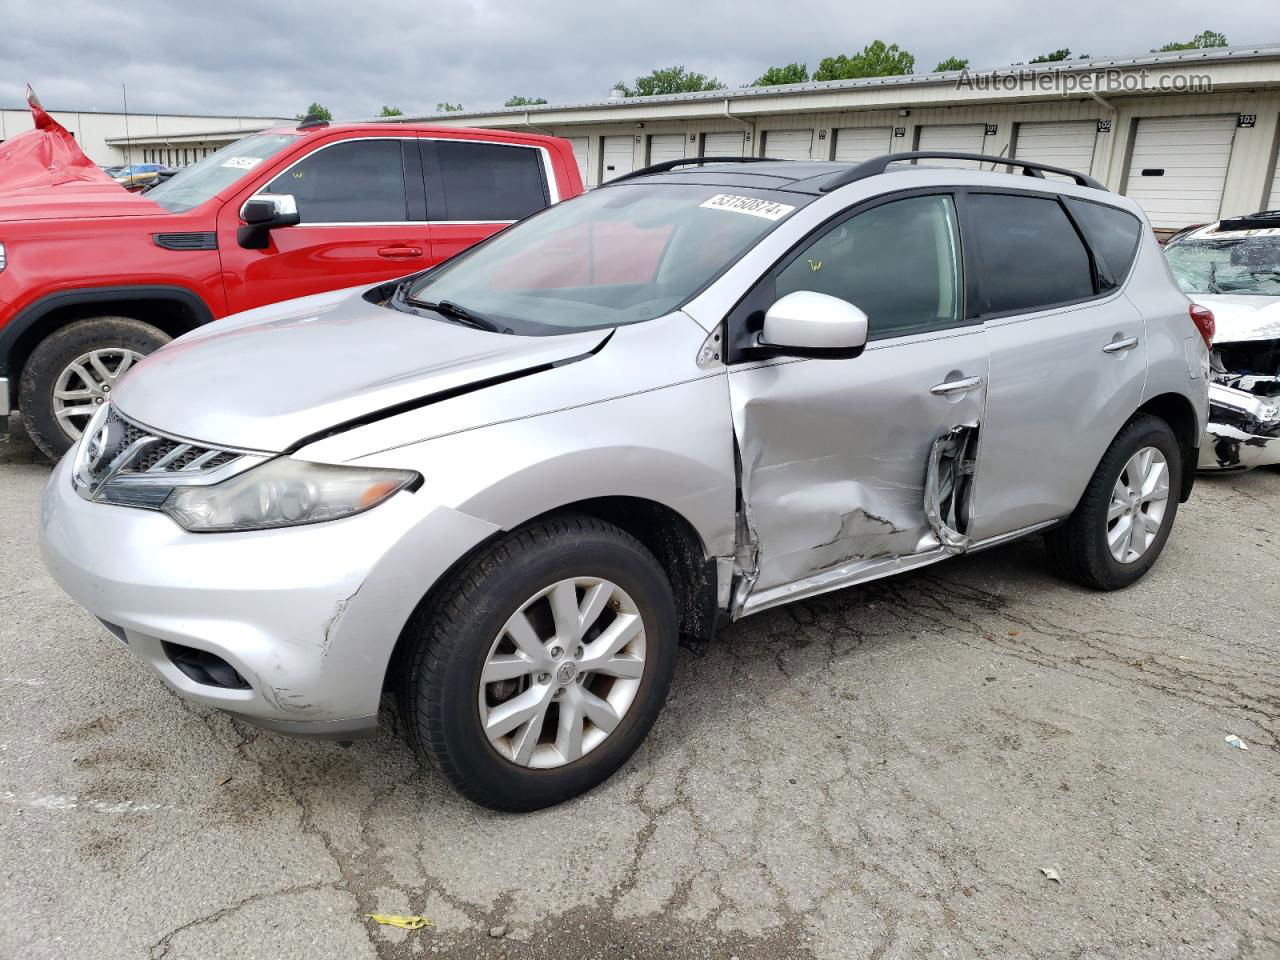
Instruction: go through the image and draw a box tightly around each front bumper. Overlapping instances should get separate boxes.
[1198,382,1280,471]
[39,453,501,736]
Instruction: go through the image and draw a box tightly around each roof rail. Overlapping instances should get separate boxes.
[817,152,1106,193]
[1218,209,1280,230]
[608,156,780,184]
[297,114,330,130]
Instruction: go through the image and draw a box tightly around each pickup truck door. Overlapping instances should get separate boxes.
[419,137,558,262]
[217,136,430,313]
[726,192,991,616]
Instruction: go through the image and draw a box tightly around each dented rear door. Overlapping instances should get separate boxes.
[725,192,990,608]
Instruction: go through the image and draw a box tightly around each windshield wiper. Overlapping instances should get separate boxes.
[422,299,512,334]
[396,285,512,334]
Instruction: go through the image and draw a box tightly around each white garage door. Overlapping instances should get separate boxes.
[648,134,685,166]
[764,129,814,160]
[916,124,987,166]
[833,127,893,163]
[567,137,588,184]
[1013,121,1097,181]
[600,135,635,182]
[1124,116,1237,229]
[702,131,746,156]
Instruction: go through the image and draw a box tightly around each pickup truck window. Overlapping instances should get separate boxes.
[428,140,549,222]
[145,133,300,213]
[265,139,408,224]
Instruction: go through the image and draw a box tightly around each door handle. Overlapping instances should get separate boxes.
[929,375,984,396]
[377,246,423,259]
[1102,336,1139,354]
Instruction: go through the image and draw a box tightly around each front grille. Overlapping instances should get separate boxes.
[72,405,247,506]
[1214,338,1280,397]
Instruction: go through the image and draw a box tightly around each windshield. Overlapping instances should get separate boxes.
[1165,235,1280,297]
[403,182,808,334]
[145,133,300,213]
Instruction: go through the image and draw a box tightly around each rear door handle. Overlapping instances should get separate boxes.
[1102,336,1139,354]
[377,246,423,259]
[929,375,984,396]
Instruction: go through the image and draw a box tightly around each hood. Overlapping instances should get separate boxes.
[1189,294,1280,344]
[0,90,165,222]
[111,285,610,453]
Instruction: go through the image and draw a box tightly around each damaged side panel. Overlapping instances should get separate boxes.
[727,328,989,617]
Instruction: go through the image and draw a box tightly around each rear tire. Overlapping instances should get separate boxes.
[18,317,170,459]
[397,515,678,811]
[1045,414,1182,590]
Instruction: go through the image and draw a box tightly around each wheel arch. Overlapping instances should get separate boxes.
[1134,392,1200,502]
[2,285,215,406]
[383,495,720,694]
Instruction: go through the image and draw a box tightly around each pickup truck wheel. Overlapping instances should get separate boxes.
[18,317,170,459]
[397,515,677,810]
[1044,414,1181,590]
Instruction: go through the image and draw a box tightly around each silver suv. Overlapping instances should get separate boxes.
[40,153,1209,810]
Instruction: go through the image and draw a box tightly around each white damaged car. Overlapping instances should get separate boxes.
[1165,211,1280,470]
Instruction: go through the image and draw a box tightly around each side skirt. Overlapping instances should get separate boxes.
[735,519,1058,619]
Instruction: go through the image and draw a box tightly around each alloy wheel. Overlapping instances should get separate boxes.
[52,348,143,440]
[478,577,647,769]
[1107,445,1170,564]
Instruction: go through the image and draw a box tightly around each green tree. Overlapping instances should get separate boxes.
[934,56,969,72]
[1029,48,1072,63]
[504,96,549,107]
[751,63,809,86]
[813,41,915,81]
[615,66,726,97]
[378,105,403,116]
[1154,30,1228,52]
[295,101,332,122]
[436,102,464,112]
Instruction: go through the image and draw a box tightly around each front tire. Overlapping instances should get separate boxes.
[1045,414,1182,590]
[18,317,170,459]
[397,515,678,811]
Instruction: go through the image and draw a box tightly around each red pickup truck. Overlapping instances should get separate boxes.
[0,112,584,457]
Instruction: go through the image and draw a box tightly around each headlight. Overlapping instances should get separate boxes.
[162,457,419,533]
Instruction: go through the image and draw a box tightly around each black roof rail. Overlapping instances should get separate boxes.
[818,152,1106,193]
[1218,209,1280,230]
[297,114,330,130]
[607,156,780,184]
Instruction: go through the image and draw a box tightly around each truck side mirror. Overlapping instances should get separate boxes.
[238,195,300,249]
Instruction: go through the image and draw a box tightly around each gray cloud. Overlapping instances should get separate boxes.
[2,0,1274,120]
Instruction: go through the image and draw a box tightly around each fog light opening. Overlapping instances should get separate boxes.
[162,642,251,690]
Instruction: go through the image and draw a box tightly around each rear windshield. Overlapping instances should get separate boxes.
[145,133,300,213]
[1165,235,1280,296]
[404,182,808,334]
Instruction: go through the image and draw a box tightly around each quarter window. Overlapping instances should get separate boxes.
[968,193,1095,315]
[266,139,408,223]
[430,141,549,222]
[775,194,963,339]
[1064,198,1143,288]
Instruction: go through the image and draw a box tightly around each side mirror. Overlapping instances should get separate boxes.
[757,291,869,359]
[238,195,300,249]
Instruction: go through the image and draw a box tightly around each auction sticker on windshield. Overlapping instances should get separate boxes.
[221,156,265,170]
[700,194,796,221]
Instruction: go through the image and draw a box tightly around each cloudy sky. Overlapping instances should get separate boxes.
[2,0,1275,120]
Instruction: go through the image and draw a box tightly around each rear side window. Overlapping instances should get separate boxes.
[267,139,408,223]
[968,193,1094,315]
[429,141,549,222]
[1064,198,1143,288]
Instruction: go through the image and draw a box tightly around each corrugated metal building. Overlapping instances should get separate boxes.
[383,44,1280,231]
